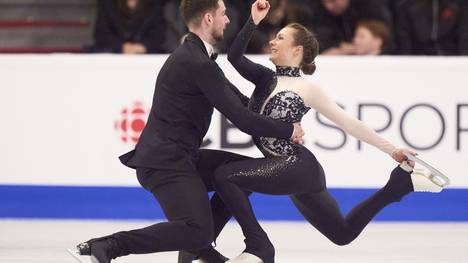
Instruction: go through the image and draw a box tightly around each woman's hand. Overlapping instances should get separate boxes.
[391,148,417,166]
[251,0,270,25]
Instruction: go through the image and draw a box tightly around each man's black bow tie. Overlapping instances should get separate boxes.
[210,53,218,60]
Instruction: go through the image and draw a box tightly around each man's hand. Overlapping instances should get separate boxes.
[392,148,417,166]
[291,122,304,144]
[251,0,270,25]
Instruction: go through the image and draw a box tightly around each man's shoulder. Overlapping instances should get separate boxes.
[162,45,223,86]
[170,42,212,67]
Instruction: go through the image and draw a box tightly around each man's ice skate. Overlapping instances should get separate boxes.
[400,153,450,193]
[178,247,229,263]
[66,248,87,263]
[68,236,123,263]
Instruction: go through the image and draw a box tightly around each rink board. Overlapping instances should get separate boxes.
[1,185,467,221]
[0,55,467,221]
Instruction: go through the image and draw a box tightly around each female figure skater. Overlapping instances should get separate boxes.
[208,1,442,262]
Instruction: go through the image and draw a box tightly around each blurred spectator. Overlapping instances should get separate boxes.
[394,0,468,55]
[353,20,391,55]
[91,0,166,54]
[215,0,246,53]
[162,0,186,53]
[307,0,392,54]
[248,0,312,53]
[324,20,390,55]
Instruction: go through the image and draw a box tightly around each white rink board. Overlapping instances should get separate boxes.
[0,55,467,187]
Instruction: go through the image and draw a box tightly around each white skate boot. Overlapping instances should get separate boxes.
[400,153,450,193]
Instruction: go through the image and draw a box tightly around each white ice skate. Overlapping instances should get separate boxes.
[400,153,450,193]
[226,252,263,263]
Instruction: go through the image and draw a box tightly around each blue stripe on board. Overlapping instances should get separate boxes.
[1,185,467,221]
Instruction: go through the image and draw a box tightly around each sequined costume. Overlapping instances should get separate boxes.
[209,18,413,263]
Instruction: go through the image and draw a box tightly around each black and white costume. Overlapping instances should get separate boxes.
[209,18,414,263]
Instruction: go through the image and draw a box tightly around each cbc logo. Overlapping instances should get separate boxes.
[114,101,148,144]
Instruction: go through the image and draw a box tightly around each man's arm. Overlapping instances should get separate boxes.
[226,81,249,107]
[195,60,297,139]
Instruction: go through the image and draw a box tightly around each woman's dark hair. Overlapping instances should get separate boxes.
[286,23,319,75]
[180,0,219,26]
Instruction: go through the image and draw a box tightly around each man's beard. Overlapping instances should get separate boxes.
[211,28,224,43]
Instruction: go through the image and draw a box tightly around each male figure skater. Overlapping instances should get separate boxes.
[74,0,304,262]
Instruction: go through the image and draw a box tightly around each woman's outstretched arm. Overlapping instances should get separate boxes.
[227,1,274,86]
[303,83,416,162]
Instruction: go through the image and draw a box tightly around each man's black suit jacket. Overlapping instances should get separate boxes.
[120,32,293,172]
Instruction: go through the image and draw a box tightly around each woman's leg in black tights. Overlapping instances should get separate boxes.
[290,165,414,246]
[213,153,324,263]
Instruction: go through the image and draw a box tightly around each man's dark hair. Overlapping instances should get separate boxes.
[180,0,219,26]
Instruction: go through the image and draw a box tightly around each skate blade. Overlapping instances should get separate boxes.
[91,255,100,263]
[67,248,89,263]
[67,248,122,263]
[403,153,450,187]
